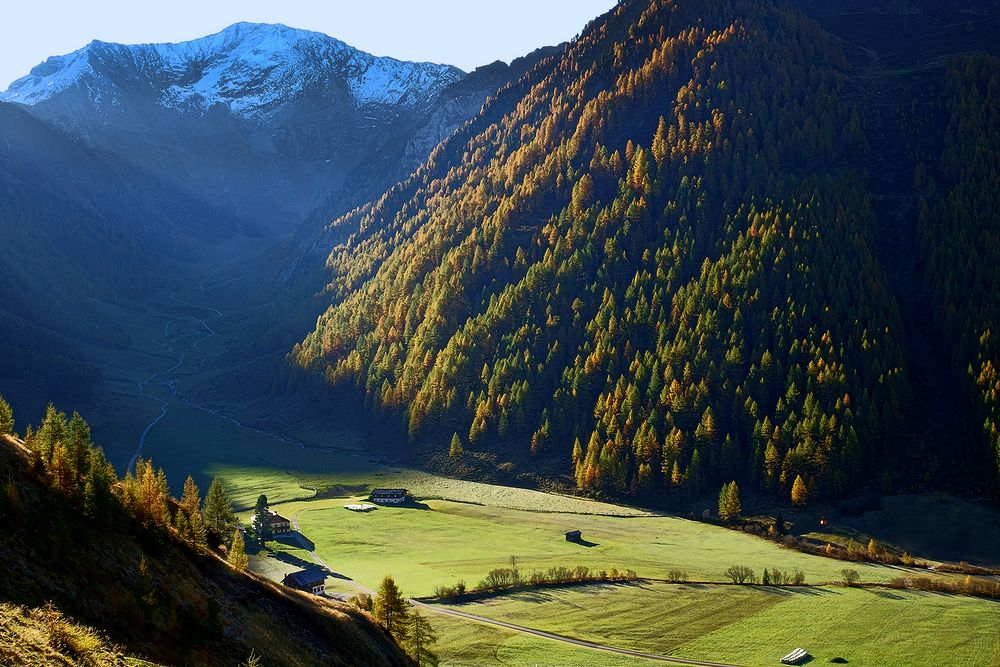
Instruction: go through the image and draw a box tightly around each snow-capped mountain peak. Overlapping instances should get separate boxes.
[0,23,464,118]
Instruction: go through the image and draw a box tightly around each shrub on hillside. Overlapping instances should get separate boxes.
[724,565,756,585]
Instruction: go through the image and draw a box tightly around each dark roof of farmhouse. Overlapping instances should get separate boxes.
[284,568,325,587]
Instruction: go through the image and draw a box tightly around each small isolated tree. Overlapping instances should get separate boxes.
[0,395,14,435]
[762,568,771,586]
[724,565,756,585]
[405,611,439,667]
[841,568,860,587]
[718,481,742,521]
[867,538,881,561]
[228,529,249,572]
[252,495,273,544]
[509,555,521,585]
[203,477,236,539]
[449,433,463,459]
[374,576,410,642]
[791,474,808,506]
[254,494,269,514]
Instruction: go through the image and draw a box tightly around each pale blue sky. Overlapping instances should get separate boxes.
[0,0,617,89]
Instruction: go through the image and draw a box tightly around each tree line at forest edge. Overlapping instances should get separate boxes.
[0,394,441,665]
[295,0,913,504]
[0,396,241,555]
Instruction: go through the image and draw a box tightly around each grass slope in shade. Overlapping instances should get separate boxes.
[278,497,896,597]
[0,602,159,667]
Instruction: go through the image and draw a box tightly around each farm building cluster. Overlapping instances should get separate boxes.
[252,508,291,535]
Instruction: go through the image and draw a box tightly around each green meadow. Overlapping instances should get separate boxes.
[430,613,655,666]
[270,496,901,598]
[433,583,1000,666]
[246,489,999,666]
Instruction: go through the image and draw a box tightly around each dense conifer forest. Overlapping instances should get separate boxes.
[296,0,1000,504]
[917,55,1000,489]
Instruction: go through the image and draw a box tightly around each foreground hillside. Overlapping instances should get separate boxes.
[296,0,909,502]
[0,602,160,667]
[0,429,410,667]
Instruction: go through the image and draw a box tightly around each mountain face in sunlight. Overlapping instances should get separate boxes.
[296,0,1000,502]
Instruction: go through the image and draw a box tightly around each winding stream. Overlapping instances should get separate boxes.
[126,280,315,473]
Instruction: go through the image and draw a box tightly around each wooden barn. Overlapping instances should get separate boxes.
[282,568,326,595]
[565,530,583,542]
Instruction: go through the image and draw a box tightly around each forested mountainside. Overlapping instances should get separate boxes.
[0,407,409,667]
[918,55,1000,488]
[296,0,913,503]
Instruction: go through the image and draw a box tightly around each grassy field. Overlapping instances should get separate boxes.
[430,613,655,666]
[432,583,1000,666]
[676,585,1000,666]
[267,496,901,598]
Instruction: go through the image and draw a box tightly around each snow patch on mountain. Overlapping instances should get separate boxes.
[1,23,464,117]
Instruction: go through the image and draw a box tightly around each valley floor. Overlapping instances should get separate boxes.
[61,243,1000,666]
[245,493,1000,667]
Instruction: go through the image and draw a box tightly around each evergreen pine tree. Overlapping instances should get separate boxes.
[0,395,13,435]
[374,576,410,643]
[449,433,463,458]
[718,481,742,521]
[405,611,439,667]
[251,494,273,543]
[65,412,92,483]
[791,474,808,506]
[203,477,236,538]
[254,494,269,514]
[83,447,115,519]
[228,529,249,572]
[37,404,66,463]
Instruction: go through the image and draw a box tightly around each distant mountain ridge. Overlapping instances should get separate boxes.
[0,23,474,232]
[1,22,464,118]
[0,22,549,419]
